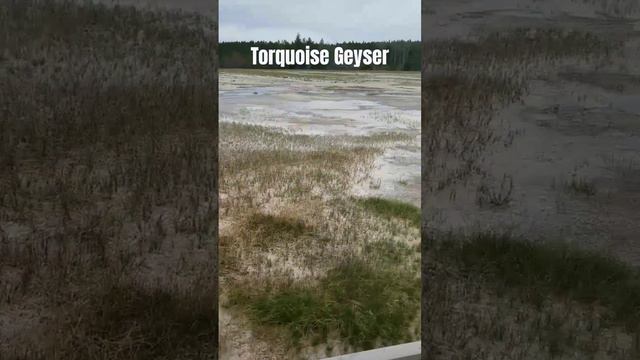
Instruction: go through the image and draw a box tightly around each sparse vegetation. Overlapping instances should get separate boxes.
[219,86,420,356]
[423,28,618,193]
[0,1,217,359]
[423,12,637,359]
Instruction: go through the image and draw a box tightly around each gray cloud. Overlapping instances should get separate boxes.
[220,0,420,43]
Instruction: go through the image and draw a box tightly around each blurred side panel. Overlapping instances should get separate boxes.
[422,0,640,359]
[0,0,218,359]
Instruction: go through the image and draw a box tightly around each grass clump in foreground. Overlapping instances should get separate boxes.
[228,257,419,351]
[436,232,640,331]
[355,197,420,228]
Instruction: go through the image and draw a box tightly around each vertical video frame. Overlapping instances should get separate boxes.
[218,1,421,358]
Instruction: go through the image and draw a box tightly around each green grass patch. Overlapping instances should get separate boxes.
[229,258,419,350]
[436,232,640,331]
[355,197,420,228]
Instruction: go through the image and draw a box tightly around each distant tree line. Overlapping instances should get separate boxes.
[220,34,420,70]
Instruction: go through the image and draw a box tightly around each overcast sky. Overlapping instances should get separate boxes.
[220,0,420,43]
